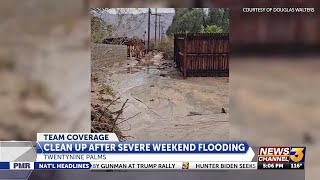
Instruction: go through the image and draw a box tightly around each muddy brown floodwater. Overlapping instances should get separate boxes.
[104,53,229,141]
[230,58,320,180]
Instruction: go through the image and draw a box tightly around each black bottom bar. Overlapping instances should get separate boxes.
[258,162,304,170]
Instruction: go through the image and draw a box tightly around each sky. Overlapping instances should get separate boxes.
[107,8,175,14]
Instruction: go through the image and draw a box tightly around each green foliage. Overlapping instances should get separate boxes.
[91,15,110,43]
[91,8,115,43]
[166,8,205,36]
[201,25,223,33]
[166,8,229,36]
[206,8,229,33]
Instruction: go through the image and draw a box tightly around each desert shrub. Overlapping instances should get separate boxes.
[147,39,156,51]
[156,38,174,60]
[201,25,223,33]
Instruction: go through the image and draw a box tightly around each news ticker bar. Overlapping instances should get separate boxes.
[0,162,304,170]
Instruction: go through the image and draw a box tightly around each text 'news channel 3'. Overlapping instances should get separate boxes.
[257,147,306,170]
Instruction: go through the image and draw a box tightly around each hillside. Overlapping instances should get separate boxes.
[95,12,174,39]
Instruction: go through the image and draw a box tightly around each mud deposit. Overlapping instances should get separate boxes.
[101,53,229,141]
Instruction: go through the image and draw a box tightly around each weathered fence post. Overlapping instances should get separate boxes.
[183,34,187,78]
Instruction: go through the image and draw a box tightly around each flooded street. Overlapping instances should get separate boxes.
[105,53,229,141]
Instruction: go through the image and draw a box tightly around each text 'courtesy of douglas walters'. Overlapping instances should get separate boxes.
[243,8,315,13]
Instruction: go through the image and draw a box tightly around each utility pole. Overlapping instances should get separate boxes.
[147,8,151,52]
[158,15,161,42]
[161,24,164,40]
[151,8,161,45]
[154,8,157,44]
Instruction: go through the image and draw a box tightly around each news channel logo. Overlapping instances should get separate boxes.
[182,162,189,169]
[258,146,306,163]
[290,147,306,163]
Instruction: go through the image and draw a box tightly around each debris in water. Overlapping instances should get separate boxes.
[100,95,113,102]
[127,66,132,73]
[187,111,203,116]
[302,132,313,144]
[91,76,98,82]
[91,99,132,142]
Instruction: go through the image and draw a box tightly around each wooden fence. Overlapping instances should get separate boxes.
[174,33,229,78]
